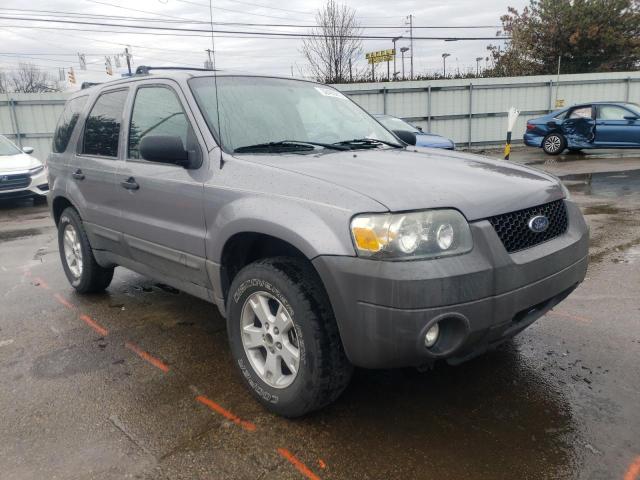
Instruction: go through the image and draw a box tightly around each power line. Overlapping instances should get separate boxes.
[0,16,509,40]
[0,8,500,29]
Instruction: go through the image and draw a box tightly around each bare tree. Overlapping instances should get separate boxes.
[301,0,363,84]
[9,63,59,93]
[0,71,7,93]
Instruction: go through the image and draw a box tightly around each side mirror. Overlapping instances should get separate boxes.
[139,135,191,168]
[22,146,34,154]
[393,130,417,146]
[416,126,424,132]
[624,115,639,121]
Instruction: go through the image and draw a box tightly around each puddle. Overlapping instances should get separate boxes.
[612,245,640,265]
[0,228,43,241]
[561,169,640,198]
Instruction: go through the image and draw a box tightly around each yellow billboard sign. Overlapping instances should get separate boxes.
[366,49,395,64]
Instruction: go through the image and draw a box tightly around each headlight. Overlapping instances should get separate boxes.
[559,181,571,200]
[29,165,45,176]
[350,209,473,260]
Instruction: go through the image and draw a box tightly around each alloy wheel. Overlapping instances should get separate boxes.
[240,291,300,389]
[62,224,83,278]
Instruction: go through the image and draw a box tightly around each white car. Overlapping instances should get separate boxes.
[0,135,48,203]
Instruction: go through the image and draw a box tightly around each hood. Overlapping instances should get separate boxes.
[0,153,42,173]
[240,148,564,221]
[415,133,454,148]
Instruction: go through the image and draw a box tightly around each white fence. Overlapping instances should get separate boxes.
[334,71,640,147]
[1,71,639,161]
[0,92,69,161]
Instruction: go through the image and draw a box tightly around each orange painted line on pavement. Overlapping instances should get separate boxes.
[277,448,321,480]
[549,310,591,323]
[79,314,108,337]
[624,456,640,480]
[34,277,50,290]
[125,341,170,373]
[195,395,256,432]
[53,293,76,310]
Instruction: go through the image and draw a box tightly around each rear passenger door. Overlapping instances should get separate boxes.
[560,105,595,148]
[116,81,210,287]
[69,87,129,255]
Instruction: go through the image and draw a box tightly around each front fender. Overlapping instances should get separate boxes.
[207,195,355,262]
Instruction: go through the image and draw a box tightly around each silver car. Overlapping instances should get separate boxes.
[48,69,589,417]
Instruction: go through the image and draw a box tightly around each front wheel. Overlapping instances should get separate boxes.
[542,133,566,155]
[227,257,353,417]
[57,207,114,293]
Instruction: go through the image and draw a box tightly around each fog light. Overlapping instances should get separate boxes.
[424,323,440,348]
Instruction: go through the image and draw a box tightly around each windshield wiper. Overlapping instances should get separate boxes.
[234,140,348,153]
[333,138,404,149]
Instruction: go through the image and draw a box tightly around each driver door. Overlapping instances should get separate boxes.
[115,80,210,287]
[560,105,595,148]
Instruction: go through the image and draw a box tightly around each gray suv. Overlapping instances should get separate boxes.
[48,69,589,417]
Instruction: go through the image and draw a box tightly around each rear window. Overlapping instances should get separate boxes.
[52,96,88,153]
[82,89,129,157]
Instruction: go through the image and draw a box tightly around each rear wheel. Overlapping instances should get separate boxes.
[227,257,352,417]
[542,133,566,155]
[58,207,114,293]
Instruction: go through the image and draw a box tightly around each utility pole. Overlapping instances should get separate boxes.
[554,55,561,107]
[124,47,132,76]
[476,57,483,76]
[406,15,414,80]
[392,36,402,81]
[442,53,450,77]
[349,58,352,82]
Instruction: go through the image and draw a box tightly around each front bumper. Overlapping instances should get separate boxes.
[0,168,49,200]
[313,200,589,368]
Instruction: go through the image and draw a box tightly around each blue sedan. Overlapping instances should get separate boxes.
[374,114,455,150]
[524,102,640,155]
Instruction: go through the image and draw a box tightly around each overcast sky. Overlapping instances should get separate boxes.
[0,0,529,89]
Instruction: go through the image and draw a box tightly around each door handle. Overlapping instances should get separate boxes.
[120,177,139,190]
[72,169,85,180]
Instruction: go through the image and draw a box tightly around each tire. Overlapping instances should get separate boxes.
[542,133,566,155]
[226,257,353,417]
[58,207,114,293]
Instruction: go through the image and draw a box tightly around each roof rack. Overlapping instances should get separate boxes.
[135,65,216,75]
[80,81,102,90]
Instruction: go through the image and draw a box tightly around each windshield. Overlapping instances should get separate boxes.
[189,76,399,153]
[376,115,420,134]
[0,136,22,156]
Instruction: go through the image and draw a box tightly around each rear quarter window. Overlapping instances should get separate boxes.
[82,89,129,157]
[52,96,88,153]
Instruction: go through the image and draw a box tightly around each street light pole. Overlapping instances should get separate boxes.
[392,36,402,81]
[476,56,483,76]
[401,47,409,80]
[442,53,450,77]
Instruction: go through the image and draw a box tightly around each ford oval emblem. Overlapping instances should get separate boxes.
[528,215,549,233]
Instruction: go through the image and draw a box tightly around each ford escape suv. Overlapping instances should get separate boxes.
[48,68,589,417]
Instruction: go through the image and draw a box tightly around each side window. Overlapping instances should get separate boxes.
[569,106,592,120]
[53,96,88,153]
[597,105,631,120]
[128,86,190,159]
[82,89,129,157]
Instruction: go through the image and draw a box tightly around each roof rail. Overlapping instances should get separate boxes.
[80,82,102,90]
[135,65,216,75]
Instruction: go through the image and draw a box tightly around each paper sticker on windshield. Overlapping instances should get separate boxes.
[314,87,347,99]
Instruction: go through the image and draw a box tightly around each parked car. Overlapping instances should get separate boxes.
[0,135,48,203]
[373,114,455,149]
[524,101,640,155]
[48,69,589,417]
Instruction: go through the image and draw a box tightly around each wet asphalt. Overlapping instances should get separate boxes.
[0,149,639,480]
